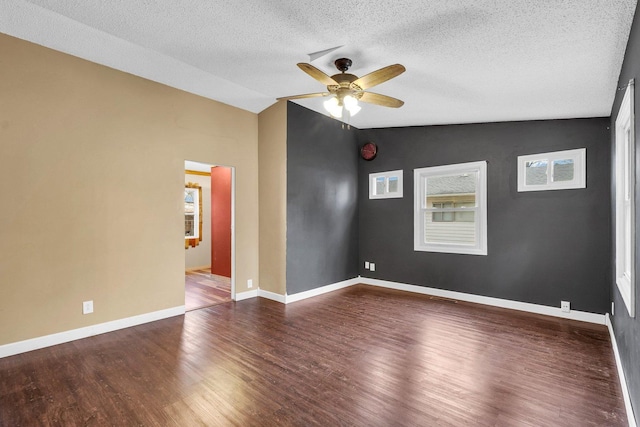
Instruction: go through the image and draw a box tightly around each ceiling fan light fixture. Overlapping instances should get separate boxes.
[343,95,361,116]
[324,97,343,118]
[279,58,405,117]
[343,95,357,109]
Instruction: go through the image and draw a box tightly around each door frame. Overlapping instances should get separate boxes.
[184,160,235,301]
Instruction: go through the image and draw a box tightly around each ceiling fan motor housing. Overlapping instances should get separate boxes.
[327,73,362,101]
[334,58,352,72]
[329,59,360,101]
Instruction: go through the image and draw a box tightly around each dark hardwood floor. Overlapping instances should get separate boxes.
[0,285,627,426]
[185,268,231,311]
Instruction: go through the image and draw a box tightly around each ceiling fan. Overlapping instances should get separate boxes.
[277,58,406,118]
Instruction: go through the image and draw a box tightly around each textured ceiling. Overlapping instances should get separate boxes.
[1,0,637,129]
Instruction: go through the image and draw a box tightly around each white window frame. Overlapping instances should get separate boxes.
[369,170,403,199]
[185,187,200,240]
[414,161,487,255]
[615,79,636,317]
[517,148,586,192]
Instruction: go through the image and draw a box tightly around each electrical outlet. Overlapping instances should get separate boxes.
[247,279,253,288]
[83,300,94,315]
[611,302,615,315]
[364,261,370,269]
[561,301,570,313]
[370,263,376,272]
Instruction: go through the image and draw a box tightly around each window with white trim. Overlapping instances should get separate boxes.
[517,148,586,192]
[184,186,200,239]
[615,80,636,317]
[414,161,487,255]
[369,170,403,199]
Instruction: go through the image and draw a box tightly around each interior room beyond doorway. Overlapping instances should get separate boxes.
[184,160,233,311]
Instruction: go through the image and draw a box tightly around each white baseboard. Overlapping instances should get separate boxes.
[284,277,361,304]
[359,277,606,325]
[251,278,361,305]
[606,314,637,427]
[0,305,185,359]
[234,289,258,301]
[247,276,605,325]
[258,289,287,303]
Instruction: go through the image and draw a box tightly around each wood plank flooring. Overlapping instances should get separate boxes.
[185,269,231,311]
[0,285,627,426]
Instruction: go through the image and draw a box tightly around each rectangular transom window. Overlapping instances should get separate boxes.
[517,148,586,192]
[369,170,403,199]
[414,161,487,255]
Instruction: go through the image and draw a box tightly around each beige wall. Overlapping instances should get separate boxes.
[258,102,287,295]
[0,34,259,345]
[184,172,212,270]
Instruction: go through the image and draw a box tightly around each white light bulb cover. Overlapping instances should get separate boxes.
[343,95,358,109]
[324,97,338,108]
[342,95,361,117]
[324,97,343,118]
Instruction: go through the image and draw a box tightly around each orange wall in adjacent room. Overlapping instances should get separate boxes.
[211,167,232,277]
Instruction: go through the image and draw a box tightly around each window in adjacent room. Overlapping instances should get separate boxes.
[185,187,199,239]
[414,161,487,255]
[185,183,203,249]
[615,79,636,317]
[369,170,403,199]
[517,148,586,192]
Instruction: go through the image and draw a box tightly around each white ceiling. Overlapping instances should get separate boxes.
[1,0,637,129]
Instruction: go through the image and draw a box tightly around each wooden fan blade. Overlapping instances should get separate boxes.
[350,64,406,90]
[276,92,329,101]
[297,63,339,86]
[359,92,404,108]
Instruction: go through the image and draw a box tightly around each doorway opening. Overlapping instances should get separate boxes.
[184,160,235,311]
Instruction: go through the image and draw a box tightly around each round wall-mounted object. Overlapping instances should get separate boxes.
[360,142,377,161]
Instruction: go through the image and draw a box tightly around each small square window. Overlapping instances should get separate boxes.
[369,170,403,199]
[552,159,574,182]
[525,160,548,185]
[388,176,399,193]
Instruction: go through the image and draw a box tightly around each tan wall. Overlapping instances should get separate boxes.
[0,34,259,345]
[258,102,287,295]
[184,172,211,270]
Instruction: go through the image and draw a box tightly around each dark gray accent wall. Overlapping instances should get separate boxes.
[611,6,640,423]
[286,103,359,294]
[358,119,611,314]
